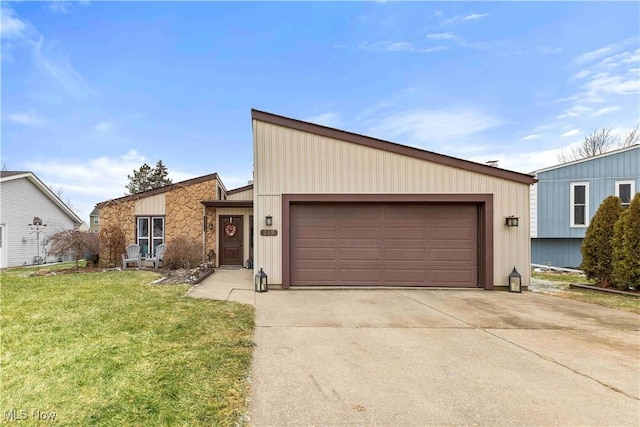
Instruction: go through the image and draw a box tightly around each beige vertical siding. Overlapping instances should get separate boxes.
[227,188,254,201]
[134,194,166,215]
[216,207,253,267]
[254,120,532,287]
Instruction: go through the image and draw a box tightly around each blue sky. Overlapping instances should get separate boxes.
[2,1,639,223]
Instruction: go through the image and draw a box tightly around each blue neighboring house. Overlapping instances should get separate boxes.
[530,145,639,269]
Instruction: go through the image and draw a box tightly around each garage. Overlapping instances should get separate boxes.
[290,203,478,287]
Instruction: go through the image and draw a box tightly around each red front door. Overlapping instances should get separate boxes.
[219,216,243,266]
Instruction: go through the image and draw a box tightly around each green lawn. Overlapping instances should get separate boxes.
[532,272,639,314]
[1,267,255,426]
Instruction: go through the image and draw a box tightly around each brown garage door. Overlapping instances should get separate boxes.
[290,204,478,287]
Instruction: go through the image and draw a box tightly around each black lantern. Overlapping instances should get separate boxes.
[265,215,273,226]
[505,216,519,227]
[508,267,522,293]
[255,268,268,293]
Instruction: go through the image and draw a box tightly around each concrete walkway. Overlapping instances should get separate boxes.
[189,271,640,426]
[187,267,256,305]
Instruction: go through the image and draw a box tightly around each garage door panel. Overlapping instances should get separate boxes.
[384,227,427,240]
[296,248,337,261]
[291,204,478,287]
[431,226,475,240]
[385,248,427,260]
[430,248,474,262]
[296,226,337,239]
[295,268,337,282]
[340,248,382,261]
[429,269,476,285]
[339,226,382,239]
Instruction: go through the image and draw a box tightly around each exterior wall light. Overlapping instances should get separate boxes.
[255,268,268,293]
[505,216,519,227]
[508,267,522,293]
[265,215,273,226]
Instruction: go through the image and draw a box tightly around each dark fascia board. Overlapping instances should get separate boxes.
[201,200,253,208]
[97,173,220,208]
[227,184,254,195]
[251,109,537,185]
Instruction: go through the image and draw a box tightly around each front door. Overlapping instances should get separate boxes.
[219,216,243,266]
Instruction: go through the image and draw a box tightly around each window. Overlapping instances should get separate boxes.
[93,216,99,225]
[570,182,589,227]
[615,181,635,208]
[137,217,164,256]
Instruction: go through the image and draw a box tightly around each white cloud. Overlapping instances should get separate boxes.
[537,45,562,55]
[305,112,341,128]
[426,32,456,40]
[0,7,26,39]
[94,121,114,132]
[519,134,541,141]
[49,1,72,14]
[561,129,580,137]
[557,104,592,119]
[358,41,448,53]
[32,37,94,100]
[574,44,617,65]
[572,70,591,80]
[590,106,619,117]
[464,13,489,21]
[6,112,45,126]
[368,107,502,146]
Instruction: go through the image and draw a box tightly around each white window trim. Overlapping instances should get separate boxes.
[570,182,589,228]
[615,180,635,207]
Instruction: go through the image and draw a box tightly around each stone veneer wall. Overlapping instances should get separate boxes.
[99,178,219,267]
[164,180,217,263]
[98,199,136,266]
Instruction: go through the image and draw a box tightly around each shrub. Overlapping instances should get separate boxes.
[612,193,640,288]
[163,236,203,270]
[99,224,125,267]
[580,195,622,286]
[48,230,99,268]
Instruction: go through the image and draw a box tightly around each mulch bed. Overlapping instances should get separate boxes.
[30,265,215,285]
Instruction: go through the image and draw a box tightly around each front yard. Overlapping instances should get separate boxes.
[531,272,640,314]
[1,266,254,426]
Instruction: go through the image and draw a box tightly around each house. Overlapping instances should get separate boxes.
[96,173,254,268]
[89,207,99,233]
[0,171,84,268]
[530,145,640,269]
[251,110,536,290]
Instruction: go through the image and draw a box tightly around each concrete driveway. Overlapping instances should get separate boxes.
[248,289,640,426]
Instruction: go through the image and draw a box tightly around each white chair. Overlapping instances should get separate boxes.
[122,244,141,268]
[147,243,166,270]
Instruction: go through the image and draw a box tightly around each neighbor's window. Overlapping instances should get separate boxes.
[137,216,164,256]
[93,217,99,224]
[570,183,589,227]
[615,181,635,208]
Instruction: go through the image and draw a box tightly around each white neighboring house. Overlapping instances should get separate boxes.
[0,171,83,268]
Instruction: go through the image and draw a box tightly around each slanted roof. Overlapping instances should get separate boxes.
[0,171,83,225]
[227,184,253,195]
[251,109,536,185]
[532,144,640,174]
[97,173,221,208]
[90,207,99,216]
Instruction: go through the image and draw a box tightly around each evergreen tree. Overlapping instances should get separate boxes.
[580,195,622,286]
[619,193,640,287]
[125,161,173,194]
[611,209,629,289]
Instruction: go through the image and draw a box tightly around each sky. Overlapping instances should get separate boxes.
[2,1,639,224]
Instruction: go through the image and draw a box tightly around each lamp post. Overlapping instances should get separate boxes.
[28,217,47,265]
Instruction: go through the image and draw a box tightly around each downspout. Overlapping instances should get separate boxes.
[202,205,206,267]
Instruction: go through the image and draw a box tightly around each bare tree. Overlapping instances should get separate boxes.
[558,125,639,163]
[618,125,639,148]
[558,128,615,163]
[48,230,100,269]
